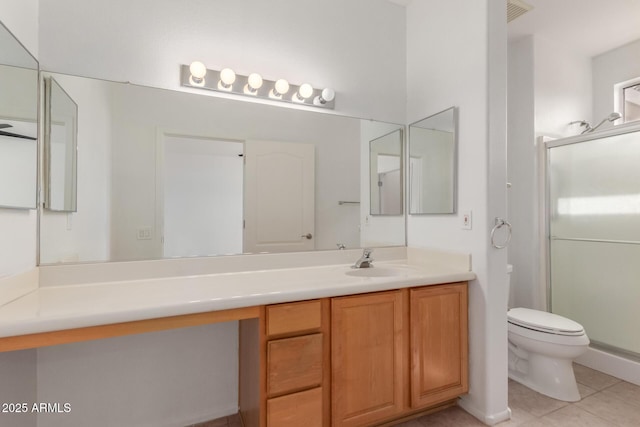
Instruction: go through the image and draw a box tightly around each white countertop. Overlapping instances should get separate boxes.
[0,258,475,339]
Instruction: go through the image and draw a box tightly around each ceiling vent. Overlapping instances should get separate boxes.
[507,0,534,23]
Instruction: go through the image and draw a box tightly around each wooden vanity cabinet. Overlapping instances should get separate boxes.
[331,282,468,427]
[240,299,331,427]
[240,282,468,427]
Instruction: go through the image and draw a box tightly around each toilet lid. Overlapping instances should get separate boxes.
[508,308,584,336]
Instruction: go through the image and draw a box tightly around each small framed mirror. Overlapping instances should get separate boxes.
[369,128,403,215]
[44,76,78,212]
[409,107,457,214]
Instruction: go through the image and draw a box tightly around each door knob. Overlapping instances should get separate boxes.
[301,233,313,240]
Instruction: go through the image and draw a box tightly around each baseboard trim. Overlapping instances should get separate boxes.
[458,397,512,426]
[576,347,640,387]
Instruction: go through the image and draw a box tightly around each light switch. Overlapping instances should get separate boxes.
[462,211,472,230]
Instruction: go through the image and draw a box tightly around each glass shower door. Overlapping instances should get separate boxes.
[548,129,640,358]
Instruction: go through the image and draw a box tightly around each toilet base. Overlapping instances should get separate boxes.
[509,352,581,402]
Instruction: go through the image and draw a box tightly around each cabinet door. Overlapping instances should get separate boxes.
[410,283,468,408]
[331,290,405,427]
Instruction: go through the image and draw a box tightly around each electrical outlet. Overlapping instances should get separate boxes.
[462,211,472,230]
[136,227,153,240]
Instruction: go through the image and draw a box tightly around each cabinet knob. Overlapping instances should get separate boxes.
[301,233,313,240]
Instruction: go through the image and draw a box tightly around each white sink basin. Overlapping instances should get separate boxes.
[345,266,416,278]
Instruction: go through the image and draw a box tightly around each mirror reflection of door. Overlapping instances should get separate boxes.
[376,155,401,214]
[369,129,403,215]
[162,135,243,258]
[244,140,315,253]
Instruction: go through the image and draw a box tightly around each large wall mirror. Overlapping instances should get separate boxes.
[0,20,38,210]
[409,107,458,214]
[38,72,405,265]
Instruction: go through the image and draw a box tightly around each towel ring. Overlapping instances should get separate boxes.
[491,217,512,249]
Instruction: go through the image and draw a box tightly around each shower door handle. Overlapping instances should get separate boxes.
[491,217,512,249]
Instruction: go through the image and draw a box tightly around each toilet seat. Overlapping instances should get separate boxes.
[508,308,584,336]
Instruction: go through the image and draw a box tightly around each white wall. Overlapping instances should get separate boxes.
[506,35,592,310]
[0,0,38,58]
[406,0,509,424]
[38,0,406,124]
[533,36,593,138]
[507,37,538,309]
[37,324,238,427]
[593,38,640,123]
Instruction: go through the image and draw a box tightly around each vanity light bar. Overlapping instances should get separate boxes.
[180,63,335,109]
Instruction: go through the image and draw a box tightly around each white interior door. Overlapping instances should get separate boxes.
[163,135,243,258]
[244,140,315,253]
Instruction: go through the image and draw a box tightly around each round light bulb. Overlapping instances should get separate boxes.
[219,68,236,86]
[321,88,335,102]
[189,61,207,79]
[274,79,290,95]
[247,73,263,90]
[298,83,313,99]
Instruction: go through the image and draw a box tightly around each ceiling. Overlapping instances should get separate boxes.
[389,0,640,59]
[507,0,640,58]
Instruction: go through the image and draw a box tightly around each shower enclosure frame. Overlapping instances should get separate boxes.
[542,120,640,385]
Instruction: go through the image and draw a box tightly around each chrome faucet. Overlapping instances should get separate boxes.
[353,248,374,268]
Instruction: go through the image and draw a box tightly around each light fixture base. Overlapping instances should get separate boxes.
[180,64,335,109]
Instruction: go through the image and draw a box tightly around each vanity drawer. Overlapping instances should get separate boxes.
[267,300,322,337]
[267,387,323,427]
[267,333,323,396]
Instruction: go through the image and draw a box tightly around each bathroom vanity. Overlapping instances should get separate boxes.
[245,282,468,427]
[0,248,473,427]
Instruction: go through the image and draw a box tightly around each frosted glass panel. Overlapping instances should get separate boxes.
[550,240,640,354]
[549,131,640,242]
[549,130,640,356]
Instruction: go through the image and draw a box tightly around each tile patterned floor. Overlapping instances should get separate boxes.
[393,364,640,426]
[190,364,639,427]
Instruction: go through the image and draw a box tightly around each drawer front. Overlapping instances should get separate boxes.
[267,300,322,337]
[268,333,323,396]
[267,387,323,427]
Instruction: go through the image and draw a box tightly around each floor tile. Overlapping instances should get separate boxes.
[497,406,536,426]
[576,391,640,426]
[521,405,615,426]
[411,406,486,426]
[507,380,569,417]
[578,382,598,399]
[600,381,640,409]
[573,363,621,391]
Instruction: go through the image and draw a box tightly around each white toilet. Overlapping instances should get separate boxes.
[507,264,590,402]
